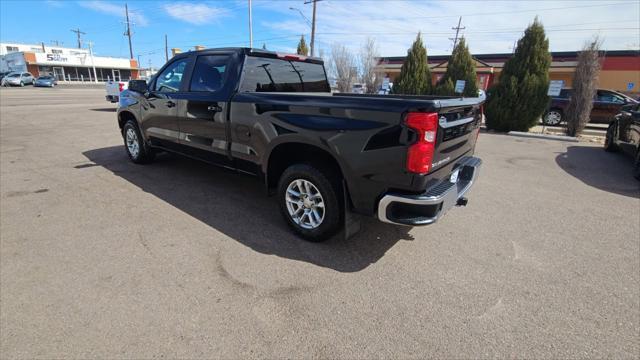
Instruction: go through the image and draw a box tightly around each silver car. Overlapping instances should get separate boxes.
[1,72,35,87]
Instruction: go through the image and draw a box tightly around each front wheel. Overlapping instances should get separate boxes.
[122,120,154,164]
[604,123,618,152]
[543,109,563,125]
[277,164,342,242]
[19,81,24,87]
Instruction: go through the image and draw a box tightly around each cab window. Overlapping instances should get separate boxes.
[154,58,189,93]
[597,91,625,104]
[190,55,230,92]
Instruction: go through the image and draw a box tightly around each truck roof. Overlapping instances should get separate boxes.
[179,47,325,64]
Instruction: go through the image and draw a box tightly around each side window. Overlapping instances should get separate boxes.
[154,58,189,93]
[597,91,625,103]
[190,55,230,92]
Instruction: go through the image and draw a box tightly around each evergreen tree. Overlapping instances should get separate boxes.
[485,18,552,132]
[391,33,431,95]
[436,37,478,97]
[297,36,309,56]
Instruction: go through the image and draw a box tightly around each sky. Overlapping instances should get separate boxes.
[1,0,638,68]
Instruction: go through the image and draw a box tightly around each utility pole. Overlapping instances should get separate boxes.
[164,34,168,62]
[70,28,86,48]
[88,41,98,83]
[449,16,465,48]
[248,0,253,48]
[124,3,134,59]
[304,0,322,57]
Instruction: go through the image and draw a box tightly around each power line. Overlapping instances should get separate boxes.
[124,3,134,59]
[70,28,86,48]
[449,16,465,48]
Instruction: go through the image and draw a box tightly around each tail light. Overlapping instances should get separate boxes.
[118,82,125,92]
[405,112,438,174]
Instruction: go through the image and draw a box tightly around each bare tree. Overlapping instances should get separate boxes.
[566,38,602,136]
[359,38,384,94]
[330,43,356,93]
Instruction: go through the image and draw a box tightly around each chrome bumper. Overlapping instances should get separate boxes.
[377,156,482,226]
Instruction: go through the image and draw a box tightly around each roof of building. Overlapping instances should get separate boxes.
[379,50,640,64]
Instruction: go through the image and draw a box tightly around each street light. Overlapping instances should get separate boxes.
[289,7,312,28]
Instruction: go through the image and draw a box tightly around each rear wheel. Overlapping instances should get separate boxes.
[543,109,563,125]
[277,163,342,242]
[604,123,618,152]
[122,120,154,164]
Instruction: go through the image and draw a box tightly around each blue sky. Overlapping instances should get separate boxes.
[1,0,638,68]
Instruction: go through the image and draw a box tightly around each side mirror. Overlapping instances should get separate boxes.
[128,79,148,94]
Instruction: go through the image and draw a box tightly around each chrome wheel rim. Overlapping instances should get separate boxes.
[544,111,562,125]
[285,179,325,229]
[125,128,140,158]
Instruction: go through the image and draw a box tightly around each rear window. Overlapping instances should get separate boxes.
[239,56,329,93]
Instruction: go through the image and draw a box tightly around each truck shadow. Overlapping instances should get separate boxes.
[555,146,639,198]
[82,146,414,272]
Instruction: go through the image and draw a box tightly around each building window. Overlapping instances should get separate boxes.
[6,46,18,53]
[51,49,63,54]
[30,47,44,53]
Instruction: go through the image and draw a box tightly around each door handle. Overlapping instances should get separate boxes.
[207,104,223,113]
[166,100,176,108]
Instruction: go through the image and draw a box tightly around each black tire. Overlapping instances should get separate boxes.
[122,120,154,164]
[604,123,618,152]
[277,163,343,242]
[542,109,563,125]
[19,81,24,87]
[633,147,640,181]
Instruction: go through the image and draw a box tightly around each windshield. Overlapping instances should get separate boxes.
[8,74,20,78]
[38,76,53,80]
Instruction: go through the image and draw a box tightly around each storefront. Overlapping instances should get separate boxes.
[1,42,138,82]
[377,50,640,95]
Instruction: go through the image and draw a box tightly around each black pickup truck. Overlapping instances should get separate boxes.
[116,48,484,241]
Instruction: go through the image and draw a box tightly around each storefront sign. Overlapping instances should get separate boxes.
[46,53,68,62]
[547,80,564,96]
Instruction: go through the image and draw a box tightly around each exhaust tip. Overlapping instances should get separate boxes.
[456,197,468,206]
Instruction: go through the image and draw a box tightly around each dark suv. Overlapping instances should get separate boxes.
[543,89,638,125]
[605,103,640,179]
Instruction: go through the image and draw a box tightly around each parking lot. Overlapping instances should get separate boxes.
[1,87,638,358]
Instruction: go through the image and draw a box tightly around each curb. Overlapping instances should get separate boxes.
[507,131,579,142]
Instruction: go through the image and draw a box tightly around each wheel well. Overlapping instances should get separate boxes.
[118,111,136,131]
[267,143,344,190]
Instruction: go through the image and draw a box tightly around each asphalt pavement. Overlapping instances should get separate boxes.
[1,87,638,358]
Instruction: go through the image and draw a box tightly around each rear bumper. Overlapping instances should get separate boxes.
[106,95,119,103]
[377,156,482,226]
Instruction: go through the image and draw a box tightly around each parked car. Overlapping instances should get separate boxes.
[1,72,35,87]
[105,80,129,103]
[605,103,640,179]
[544,88,639,125]
[34,75,57,87]
[352,83,365,94]
[0,71,11,82]
[116,48,484,241]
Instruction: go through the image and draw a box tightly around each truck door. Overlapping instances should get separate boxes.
[140,56,190,150]
[175,53,234,166]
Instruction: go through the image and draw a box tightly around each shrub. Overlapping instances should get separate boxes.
[485,18,552,132]
[391,33,431,95]
[436,38,478,97]
[566,39,602,136]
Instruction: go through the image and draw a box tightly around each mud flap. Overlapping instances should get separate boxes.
[342,180,361,240]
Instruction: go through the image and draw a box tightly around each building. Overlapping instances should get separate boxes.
[377,50,640,95]
[1,42,138,82]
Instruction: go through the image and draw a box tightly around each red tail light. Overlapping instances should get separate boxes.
[406,112,438,174]
[119,82,125,92]
[278,53,307,61]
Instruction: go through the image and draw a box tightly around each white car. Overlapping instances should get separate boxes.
[105,80,129,103]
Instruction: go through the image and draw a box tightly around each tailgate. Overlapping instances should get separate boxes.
[430,101,482,171]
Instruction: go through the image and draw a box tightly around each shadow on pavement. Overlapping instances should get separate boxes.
[82,146,414,272]
[90,108,117,112]
[555,145,640,198]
